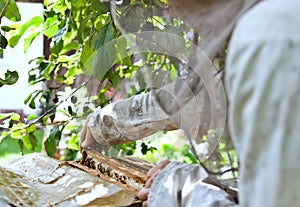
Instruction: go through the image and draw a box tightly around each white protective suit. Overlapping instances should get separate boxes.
[226,0,300,207]
[85,0,300,206]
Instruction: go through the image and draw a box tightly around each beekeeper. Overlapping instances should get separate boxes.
[80,0,300,206]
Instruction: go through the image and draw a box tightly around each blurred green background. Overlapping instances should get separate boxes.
[0,130,43,165]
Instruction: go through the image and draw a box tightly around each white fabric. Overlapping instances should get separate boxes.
[226,1,300,207]
[87,79,213,147]
[87,90,178,146]
[148,162,235,207]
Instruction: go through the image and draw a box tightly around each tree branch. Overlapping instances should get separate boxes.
[28,80,89,126]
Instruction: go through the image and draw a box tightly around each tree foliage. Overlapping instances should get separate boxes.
[0,0,20,86]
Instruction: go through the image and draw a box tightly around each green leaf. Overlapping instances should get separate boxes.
[72,0,86,8]
[29,98,36,109]
[93,23,116,50]
[23,133,37,151]
[24,93,33,104]
[64,66,80,85]
[37,62,51,73]
[8,118,13,128]
[105,23,117,43]
[141,142,148,155]
[115,37,131,66]
[91,0,108,13]
[92,41,116,81]
[42,114,51,125]
[83,106,91,115]
[93,24,108,50]
[25,90,41,109]
[108,71,120,88]
[81,40,94,73]
[57,55,68,63]
[11,130,22,139]
[1,0,21,22]
[43,15,59,38]
[0,70,19,87]
[77,14,97,44]
[26,124,36,134]
[9,16,43,47]
[0,0,5,12]
[67,134,79,151]
[0,33,8,49]
[88,24,117,80]
[50,39,64,55]
[1,25,15,32]
[71,96,77,104]
[24,31,40,53]
[60,41,79,55]
[67,105,73,116]
[27,62,51,85]
[44,0,50,7]
[44,126,62,156]
[26,114,38,121]
[11,113,20,121]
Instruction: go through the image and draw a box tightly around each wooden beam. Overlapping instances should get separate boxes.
[70,150,154,194]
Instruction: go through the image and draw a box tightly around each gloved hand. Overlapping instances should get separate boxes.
[138,160,170,207]
[80,108,112,152]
